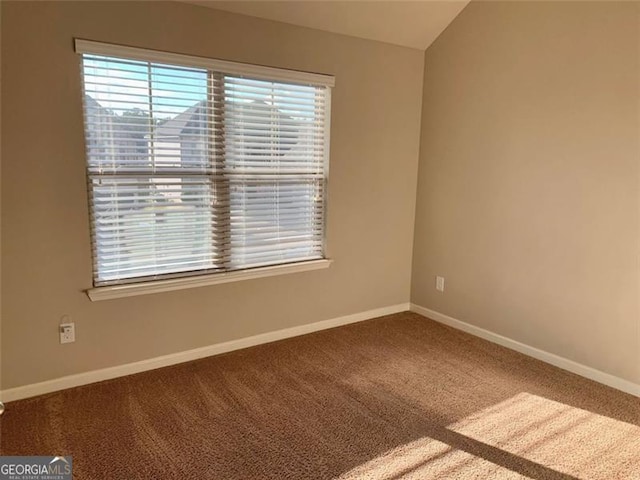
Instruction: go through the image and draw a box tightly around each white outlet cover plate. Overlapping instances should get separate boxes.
[60,322,75,344]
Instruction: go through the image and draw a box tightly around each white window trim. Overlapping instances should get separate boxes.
[87,259,333,301]
[77,39,335,300]
[74,39,335,87]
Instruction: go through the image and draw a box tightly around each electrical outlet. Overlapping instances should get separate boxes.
[436,276,445,292]
[60,321,75,344]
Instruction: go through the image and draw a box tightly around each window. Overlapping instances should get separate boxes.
[76,40,333,293]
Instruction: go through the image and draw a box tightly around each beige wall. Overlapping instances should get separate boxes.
[3,0,638,393]
[0,2,3,395]
[0,1,424,389]
[412,1,640,384]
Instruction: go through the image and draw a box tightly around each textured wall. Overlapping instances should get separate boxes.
[0,1,424,389]
[412,1,640,383]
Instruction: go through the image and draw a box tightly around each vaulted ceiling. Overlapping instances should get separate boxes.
[184,1,470,50]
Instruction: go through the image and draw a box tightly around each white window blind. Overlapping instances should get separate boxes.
[77,40,333,287]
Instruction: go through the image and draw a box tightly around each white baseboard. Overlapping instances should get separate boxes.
[410,303,640,397]
[1,303,410,403]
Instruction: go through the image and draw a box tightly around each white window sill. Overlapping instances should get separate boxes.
[86,259,333,301]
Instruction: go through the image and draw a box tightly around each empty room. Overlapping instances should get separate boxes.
[0,1,638,479]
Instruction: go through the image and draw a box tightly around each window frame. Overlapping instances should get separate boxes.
[76,40,334,300]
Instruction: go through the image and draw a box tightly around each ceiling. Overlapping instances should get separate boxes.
[184,1,470,50]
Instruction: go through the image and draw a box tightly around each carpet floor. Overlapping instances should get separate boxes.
[1,312,638,479]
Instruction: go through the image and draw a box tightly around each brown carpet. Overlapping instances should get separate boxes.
[1,312,639,479]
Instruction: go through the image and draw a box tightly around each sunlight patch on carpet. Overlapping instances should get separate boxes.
[335,436,527,480]
[448,392,640,480]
